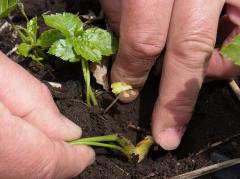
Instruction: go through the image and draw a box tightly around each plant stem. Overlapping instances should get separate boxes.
[85,61,98,106]
[18,3,29,22]
[104,94,120,113]
[70,141,128,156]
[69,135,129,157]
[81,59,98,106]
[69,134,119,143]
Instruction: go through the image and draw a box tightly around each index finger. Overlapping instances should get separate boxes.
[152,0,225,150]
[111,0,174,93]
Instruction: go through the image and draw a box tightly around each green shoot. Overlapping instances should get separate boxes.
[220,35,240,66]
[43,13,118,106]
[15,17,47,62]
[0,0,18,18]
[0,0,46,62]
[104,82,133,113]
[69,134,154,163]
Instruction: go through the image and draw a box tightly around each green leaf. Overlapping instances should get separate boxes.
[0,0,18,18]
[111,82,133,95]
[43,13,83,38]
[48,39,77,62]
[25,16,38,43]
[17,43,43,61]
[72,38,102,63]
[83,28,118,56]
[17,43,32,57]
[220,35,240,65]
[37,29,64,49]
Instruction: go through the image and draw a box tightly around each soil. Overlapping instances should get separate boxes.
[1,1,240,179]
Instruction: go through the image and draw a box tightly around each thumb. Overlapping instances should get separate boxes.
[0,101,95,179]
[49,142,95,179]
[0,52,81,141]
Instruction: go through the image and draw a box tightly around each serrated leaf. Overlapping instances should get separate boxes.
[72,38,102,63]
[37,29,64,49]
[111,82,133,95]
[48,39,77,62]
[221,35,240,65]
[83,28,118,56]
[17,43,32,57]
[43,13,83,38]
[0,0,18,18]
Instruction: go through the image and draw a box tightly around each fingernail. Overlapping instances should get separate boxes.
[61,116,82,140]
[155,126,186,151]
[119,89,139,103]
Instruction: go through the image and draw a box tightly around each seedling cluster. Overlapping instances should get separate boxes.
[1,0,118,106]
[0,1,155,162]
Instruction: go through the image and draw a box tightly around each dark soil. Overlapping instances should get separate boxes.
[1,1,240,178]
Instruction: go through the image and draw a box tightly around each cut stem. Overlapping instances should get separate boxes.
[69,134,154,163]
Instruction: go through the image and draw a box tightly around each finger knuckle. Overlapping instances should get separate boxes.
[125,34,165,60]
[170,32,215,69]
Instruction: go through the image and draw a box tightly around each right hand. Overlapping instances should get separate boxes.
[0,52,95,179]
[100,0,240,150]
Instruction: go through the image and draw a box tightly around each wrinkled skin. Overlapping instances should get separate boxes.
[0,52,95,179]
[100,0,240,150]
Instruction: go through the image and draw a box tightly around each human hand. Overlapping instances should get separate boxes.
[100,0,240,150]
[0,52,95,179]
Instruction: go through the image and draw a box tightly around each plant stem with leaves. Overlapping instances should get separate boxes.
[69,134,154,163]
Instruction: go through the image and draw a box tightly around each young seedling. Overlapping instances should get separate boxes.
[41,13,117,106]
[104,82,133,113]
[14,17,48,62]
[0,0,45,61]
[69,134,154,163]
[2,2,118,106]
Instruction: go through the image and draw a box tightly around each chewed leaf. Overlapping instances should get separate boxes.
[43,13,83,38]
[37,29,64,49]
[17,43,32,57]
[0,0,18,18]
[220,35,240,65]
[48,39,78,62]
[83,28,118,56]
[111,82,133,95]
[72,38,102,63]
